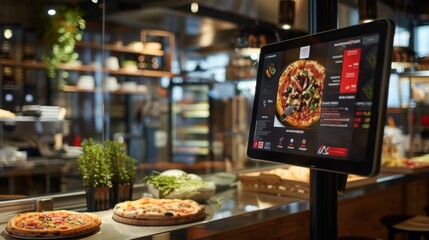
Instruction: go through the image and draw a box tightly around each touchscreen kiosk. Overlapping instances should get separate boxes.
[247,19,394,176]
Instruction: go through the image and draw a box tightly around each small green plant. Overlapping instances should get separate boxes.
[105,140,137,185]
[77,138,112,188]
[43,5,85,78]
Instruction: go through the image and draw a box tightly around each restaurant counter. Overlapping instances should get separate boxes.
[0,168,428,240]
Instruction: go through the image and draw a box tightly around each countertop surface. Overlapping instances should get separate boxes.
[0,187,303,240]
[0,171,427,240]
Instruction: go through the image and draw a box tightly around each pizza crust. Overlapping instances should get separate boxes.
[112,210,206,226]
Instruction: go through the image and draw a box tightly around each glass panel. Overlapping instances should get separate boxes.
[1,0,411,201]
[0,1,255,200]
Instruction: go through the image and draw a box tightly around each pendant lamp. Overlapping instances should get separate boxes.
[359,0,377,23]
[278,0,295,30]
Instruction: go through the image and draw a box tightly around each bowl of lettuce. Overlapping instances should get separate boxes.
[145,169,216,202]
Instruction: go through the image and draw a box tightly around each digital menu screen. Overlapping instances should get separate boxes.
[247,20,394,176]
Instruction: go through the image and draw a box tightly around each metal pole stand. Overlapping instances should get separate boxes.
[308,0,340,239]
[310,170,348,240]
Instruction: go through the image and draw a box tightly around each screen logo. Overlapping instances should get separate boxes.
[318,145,330,155]
[317,145,348,157]
[300,46,310,59]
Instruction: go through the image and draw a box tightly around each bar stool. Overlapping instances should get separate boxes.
[392,215,429,240]
[380,215,414,240]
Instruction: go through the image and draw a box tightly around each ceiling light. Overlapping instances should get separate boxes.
[47,9,56,16]
[282,24,292,30]
[358,0,377,23]
[3,28,12,39]
[191,2,199,13]
[278,0,295,30]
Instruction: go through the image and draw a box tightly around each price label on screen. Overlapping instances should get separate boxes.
[340,48,361,93]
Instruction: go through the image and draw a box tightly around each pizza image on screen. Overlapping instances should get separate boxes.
[276,59,326,128]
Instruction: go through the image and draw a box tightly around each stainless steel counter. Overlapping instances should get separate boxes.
[0,187,305,240]
[0,171,427,240]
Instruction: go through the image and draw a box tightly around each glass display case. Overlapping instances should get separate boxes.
[398,70,429,156]
[169,83,212,165]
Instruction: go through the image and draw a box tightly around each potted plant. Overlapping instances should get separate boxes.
[77,138,112,211]
[105,140,137,205]
[43,5,85,79]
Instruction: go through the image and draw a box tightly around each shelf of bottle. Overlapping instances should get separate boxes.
[0,59,173,78]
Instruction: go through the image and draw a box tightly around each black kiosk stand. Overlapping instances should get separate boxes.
[246,2,394,240]
[308,0,342,239]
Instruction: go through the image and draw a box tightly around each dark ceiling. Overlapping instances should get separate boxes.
[45,0,429,54]
[380,0,429,20]
[42,0,429,30]
[4,0,428,55]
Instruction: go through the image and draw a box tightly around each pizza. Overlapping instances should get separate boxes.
[113,197,206,225]
[5,210,101,238]
[276,60,326,128]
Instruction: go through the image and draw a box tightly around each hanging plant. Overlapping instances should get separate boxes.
[43,5,85,78]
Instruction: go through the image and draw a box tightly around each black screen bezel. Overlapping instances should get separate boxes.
[246,19,394,176]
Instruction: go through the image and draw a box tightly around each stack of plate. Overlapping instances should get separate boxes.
[22,105,61,119]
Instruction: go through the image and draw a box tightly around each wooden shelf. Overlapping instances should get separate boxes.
[0,59,45,69]
[0,59,173,78]
[109,68,173,78]
[75,42,164,56]
[0,116,62,122]
[62,85,148,95]
[59,64,174,77]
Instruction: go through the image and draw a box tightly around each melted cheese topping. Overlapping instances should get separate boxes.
[114,198,202,219]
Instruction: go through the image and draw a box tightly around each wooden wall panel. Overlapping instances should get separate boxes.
[337,184,404,239]
[404,178,429,215]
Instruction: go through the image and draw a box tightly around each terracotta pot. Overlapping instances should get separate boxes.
[85,186,111,212]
